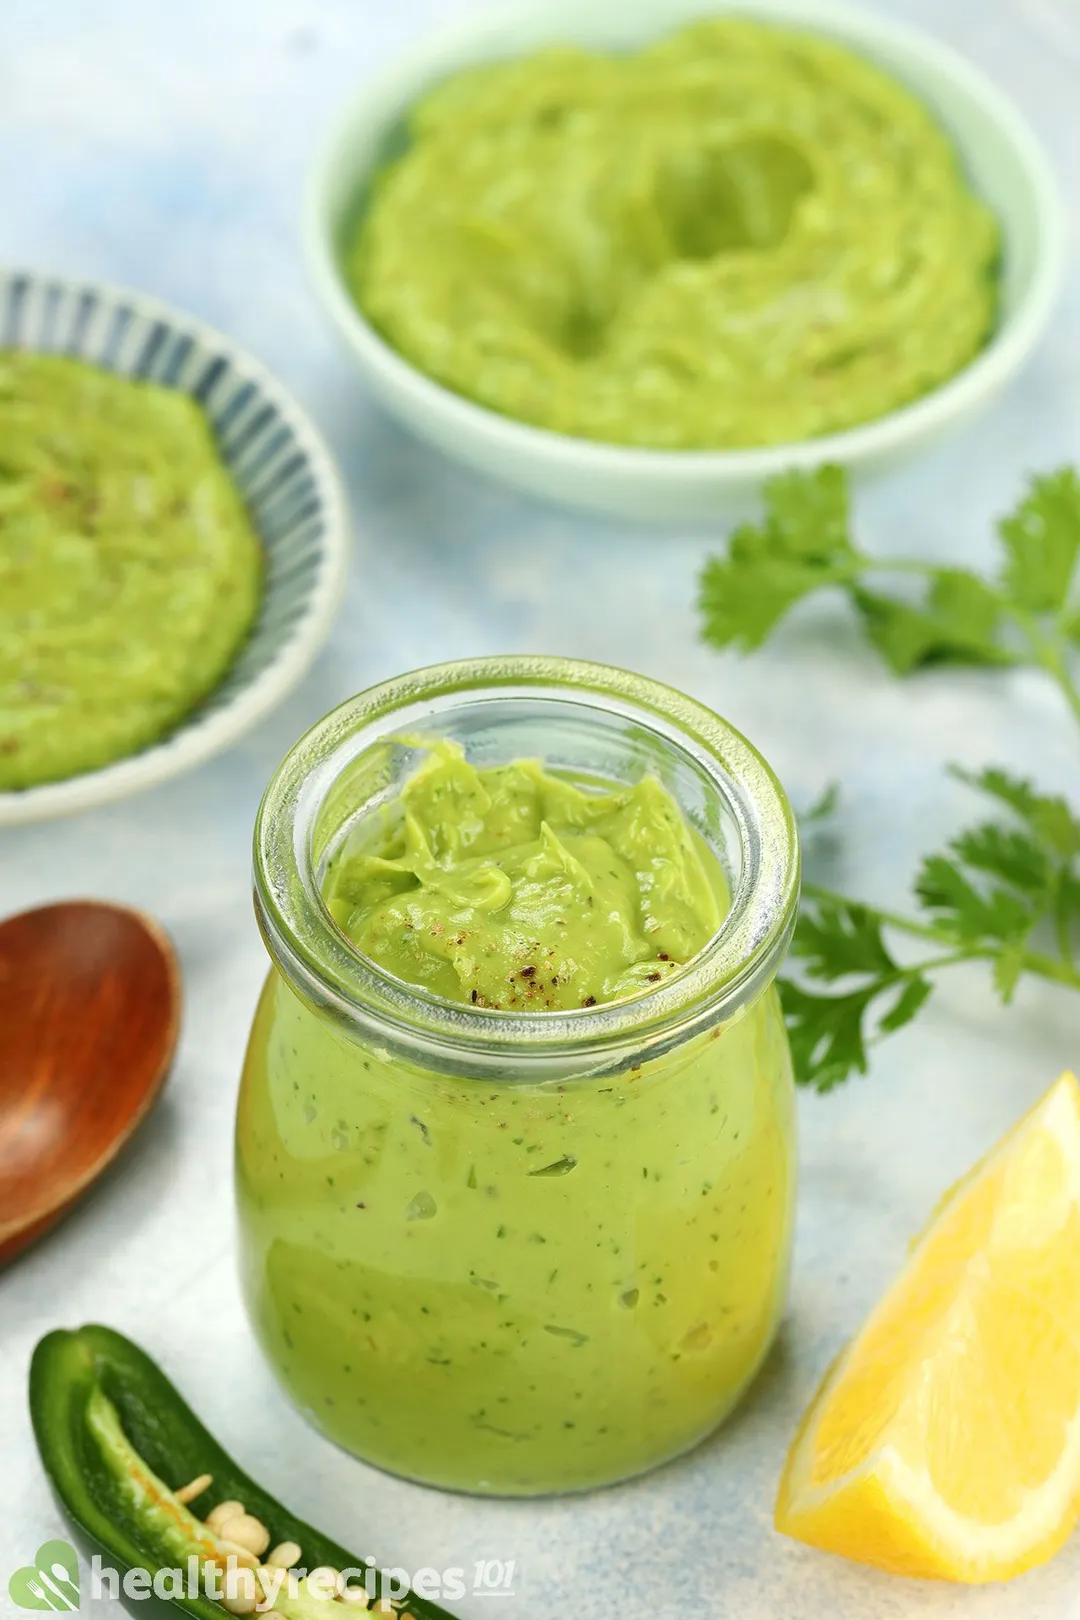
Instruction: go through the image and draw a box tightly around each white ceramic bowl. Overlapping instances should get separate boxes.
[307,0,1064,520]
[0,270,349,826]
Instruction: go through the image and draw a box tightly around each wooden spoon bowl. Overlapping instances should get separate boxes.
[0,900,180,1265]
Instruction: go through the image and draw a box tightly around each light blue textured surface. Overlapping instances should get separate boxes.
[2,1,1080,1615]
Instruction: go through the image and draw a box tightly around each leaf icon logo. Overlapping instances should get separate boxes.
[8,1542,80,1611]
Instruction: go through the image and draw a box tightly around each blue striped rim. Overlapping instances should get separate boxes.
[192,353,228,403]
[159,330,195,386]
[66,289,96,355]
[255,457,315,516]
[223,401,282,460]
[3,275,29,343]
[134,318,169,377]
[215,378,258,433]
[0,272,339,758]
[102,304,134,366]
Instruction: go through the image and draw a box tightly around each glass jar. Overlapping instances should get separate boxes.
[236,656,800,1495]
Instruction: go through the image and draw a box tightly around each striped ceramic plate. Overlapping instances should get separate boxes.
[0,269,349,826]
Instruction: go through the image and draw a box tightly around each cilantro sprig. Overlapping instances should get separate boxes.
[701,463,1080,705]
[699,467,1080,1091]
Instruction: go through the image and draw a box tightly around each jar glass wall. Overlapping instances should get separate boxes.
[236,657,800,1495]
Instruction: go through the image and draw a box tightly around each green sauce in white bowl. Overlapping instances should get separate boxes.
[308,0,1062,517]
[347,18,999,451]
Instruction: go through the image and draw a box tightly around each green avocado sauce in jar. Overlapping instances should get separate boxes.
[346,18,999,450]
[236,658,800,1494]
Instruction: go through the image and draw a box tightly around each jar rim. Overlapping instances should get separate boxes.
[253,656,800,1074]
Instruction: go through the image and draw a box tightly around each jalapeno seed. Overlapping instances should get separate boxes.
[306,1566,341,1600]
[206,1500,246,1533]
[221,1567,259,1615]
[174,1472,213,1505]
[219,1513,271,1557]
[266,1541,302,1571]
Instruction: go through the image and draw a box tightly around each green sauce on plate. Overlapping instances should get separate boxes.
[0,354,262,790]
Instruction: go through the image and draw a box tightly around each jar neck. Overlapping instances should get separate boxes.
[253,657,800,1080]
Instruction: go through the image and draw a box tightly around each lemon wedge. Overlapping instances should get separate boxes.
[776,1070,1080,1581]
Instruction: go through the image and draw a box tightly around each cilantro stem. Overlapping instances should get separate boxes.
[706,464,1080,1088]
[801,882,1080,993]
[1008,605,1080,729]
[1054,879,1076,973]
[1022,944,1080,991]
[1047,654,1080,732]
[899,950,980,977]
[908,946,1080,991]
[801,882,944,946]
[857,555,942,579]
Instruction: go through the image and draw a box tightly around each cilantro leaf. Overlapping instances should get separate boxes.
[803,782,840,824]
[698,464,854,651]
[781,891,938,1088]
[780,968,934,1090]
[701,464,1080,685]
[699,466,1080,1093]
[1033,800,1080,861]
[766,462,851,555]
[998,468,1080,615]
[792,894,897,981]
[853,571,1009,674]
[910,762,1080,951]
[878,973,934,1033]
[780,980,874,1093]
[914,853,1032,944]
[950,765,1080,860]
[992,943,1026,1004]
[780,757,1080,1087]
[948,821,1051,898]
[950,765,1041,821]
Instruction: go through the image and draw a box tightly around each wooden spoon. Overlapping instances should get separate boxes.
[0,900,180,1265]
